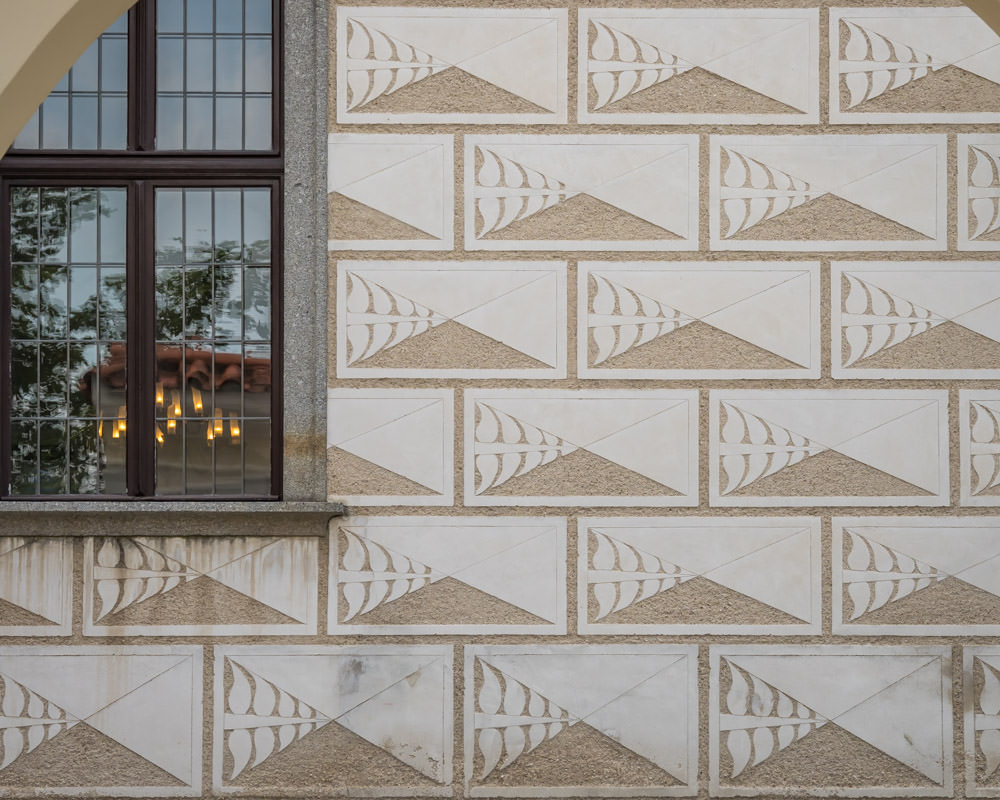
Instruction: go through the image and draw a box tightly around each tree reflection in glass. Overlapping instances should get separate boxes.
[154,187,271,495]
[9,187,127,494]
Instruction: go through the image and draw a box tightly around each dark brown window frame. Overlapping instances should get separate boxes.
[0,0,284,500]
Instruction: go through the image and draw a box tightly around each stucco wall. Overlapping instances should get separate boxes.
[4,0,1000,797]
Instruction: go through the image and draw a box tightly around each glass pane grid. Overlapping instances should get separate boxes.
[8,187,128,495]
[156,0,273,151]
[12,17,129,151]
[154,187,271,495]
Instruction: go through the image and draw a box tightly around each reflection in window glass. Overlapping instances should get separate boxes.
[12,16,128,151]
[156,0,273,151]
[8,187,128,495]
[154,188,271,495]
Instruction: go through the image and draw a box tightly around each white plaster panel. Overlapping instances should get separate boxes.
[832,261,1000,378]
[830,8,1000,124]
[961,391,1000,506]
[965,646,1000,797]
[709,135,947,251]
[0,537,72,636]
[959,135,1000,251]
[213,645,453,796]
[465,135,699,251]
[327,133,453,251]
[82,536,318,636]
[464,389,699,507]
[0,646,203,797]
[710,645,953,797]
[578,9,819,125]
[709,390,950,507]
[465,644,698,796]
[578,517,821,635]
[327,388,454,506]
[578,262,820,379]
[834,517,1000,635]
[336,8,568,124]
[329,516,566,635]
[336,261,567,378]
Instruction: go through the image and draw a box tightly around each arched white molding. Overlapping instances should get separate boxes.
[0,0,138,158]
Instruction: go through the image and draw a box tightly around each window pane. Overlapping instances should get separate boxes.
[243,96,270,151]
[8,187,128,495]
[157,95,185,150]
[245,0,271,34]
[216,39,243,93]
[187,0,214,33]
[157,0,273,151]
[186,38,214,93]
[100,97,127,150]
[13,110,39,150]
[158,37,185,92]
[71,96,99,150]
[245,38,271,93]
[158,0,184,33]
[101,35,128,91]
[154,187,272,495]
[214,97,243,150]
[217,0,243,33]
[14,15,128,151]
[40,96,69,150]
[72,41,100,92]
[185,95,214,150]
[156,190,184,264]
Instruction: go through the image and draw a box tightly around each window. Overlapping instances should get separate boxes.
[0,0,282,498]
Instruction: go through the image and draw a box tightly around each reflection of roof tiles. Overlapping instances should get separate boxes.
[79,343,271,393]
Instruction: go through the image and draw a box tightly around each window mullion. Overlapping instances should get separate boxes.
[125,180,155,495]
[133,0,157,152]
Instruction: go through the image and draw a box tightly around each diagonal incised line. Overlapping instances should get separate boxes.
[81,656,191,723]
[579,401,688,449]
[826,656,940,724]
[828,400,938,449]
[332,658,444,722]
[331,146,440,194]
[452,19,556,70]
[828,146,937,196]
[700,273,805,324]
[332,400,439,449]
[577,655,687,724]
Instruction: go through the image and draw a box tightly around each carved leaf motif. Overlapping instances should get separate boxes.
[969,146,1000,240]
[981,729,1000,779]
[475,660,571,779]
[588,274,690,364]
[841,21,937,108]
[718,404,823,494]
[0,673,70,772]
[721,660,825,777]
[345,19,445,110]
[224,661,325,780]
[971,402,1000,495]
[475,148,567,236]
[980,658,1000,778]
[338,531,431,621]
[474,403,571,493]
[588,530,689,619]
[344,273,444,364]
[93,538,189,620]
[587,21,692,109]
[842,530,939,620]
[841,275,938,366]
[720,149,816,237]
[478,728,503,779]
